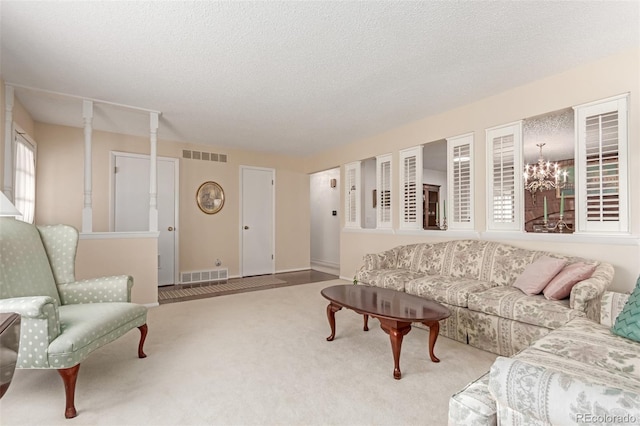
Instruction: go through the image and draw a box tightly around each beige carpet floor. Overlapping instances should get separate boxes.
[0,279,497,426]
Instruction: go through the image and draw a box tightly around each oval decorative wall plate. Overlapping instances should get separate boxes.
[196,181,225,214]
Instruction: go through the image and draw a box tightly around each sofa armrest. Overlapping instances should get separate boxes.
[0,296,58,319]
[570,262,614,322]
[0,296,61,353]
[489,357,640,425]
[600,291,630,327]
[57,275,133,304]
[361,248,398,271]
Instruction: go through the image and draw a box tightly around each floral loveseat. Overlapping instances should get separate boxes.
[355,239,614,356]
[449,291,640,425]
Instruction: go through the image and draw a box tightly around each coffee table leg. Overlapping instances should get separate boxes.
[363,314,369,331]
[326,303,342,341]
[379,319,412,380]
[423,320,441,363]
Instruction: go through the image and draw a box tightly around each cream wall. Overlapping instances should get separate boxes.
[3,48,639,295]
[33,122,311,279]
[75,235,158,305]
[306,48,640,293]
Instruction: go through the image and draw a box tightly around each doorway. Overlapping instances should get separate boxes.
[309,168,340,275]
[240,166,275,277]
[111,152,179,286]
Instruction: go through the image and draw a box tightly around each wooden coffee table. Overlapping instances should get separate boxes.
[321,284,450,379]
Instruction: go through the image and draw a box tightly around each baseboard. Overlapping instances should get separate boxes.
[310,260,339,276]
[226,267,310,279]
[145,302,160,308]
[276,267,311,274]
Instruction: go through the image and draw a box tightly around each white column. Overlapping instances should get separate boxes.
[82,100,93,233]
[3,85,14,201]
[148,112,159,232]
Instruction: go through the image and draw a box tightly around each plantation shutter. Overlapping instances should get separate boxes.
[399,146,422,230]
[575,95,628,233]
[447,133,473,229]
[486,122,522,231]
[376,154,392,229]
[344,161,361,228]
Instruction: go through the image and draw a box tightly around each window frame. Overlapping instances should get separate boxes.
[13,128,37,224]
[485,121,523,231]
[574,93,629,234]
[399,146,423,230]
[447,133,474,230]
[376,153,392,229]
[344,161,361,229]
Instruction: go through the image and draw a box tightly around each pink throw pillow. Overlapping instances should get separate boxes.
[543,262,597,300]
[514,256,567,296]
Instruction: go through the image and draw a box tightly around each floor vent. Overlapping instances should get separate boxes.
[182,150,228,163]
[180,268,228,284]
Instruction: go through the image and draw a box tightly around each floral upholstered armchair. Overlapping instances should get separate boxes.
[0,218,148,418]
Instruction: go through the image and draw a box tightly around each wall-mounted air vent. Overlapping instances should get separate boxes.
[180,268,228,284]
[182,150,228,163]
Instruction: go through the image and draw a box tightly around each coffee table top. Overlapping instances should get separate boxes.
[321,285,450,322]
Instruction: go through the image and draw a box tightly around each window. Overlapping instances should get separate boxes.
[399,146,422,230]
[361,158,376,229]
[486,122,522,231]
[13,131,36,224]
[447,133,474,229]
[376,154,392,229]
[344,161,361,228]
[575,94,629,233]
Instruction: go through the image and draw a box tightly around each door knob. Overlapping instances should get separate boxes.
[244,226,249,230]
[168,226,174,231]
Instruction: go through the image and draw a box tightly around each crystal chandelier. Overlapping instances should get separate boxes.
[523,143,567,202]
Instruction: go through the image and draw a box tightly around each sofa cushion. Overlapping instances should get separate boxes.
[448,373,496,426]
[468,286,583,329]
[48,303,147,368]
[489,356,640,425]
[396,244,419,270]
[516,317,640,392]
[485,244,538,287]
[611,276,640,343]
[513,256,566,296]
[362,248,398,270]
[357,269,423,292]
[448,240,498,281]
[406,275,494,308]
[410,243,447,275]
[543,261,596,300]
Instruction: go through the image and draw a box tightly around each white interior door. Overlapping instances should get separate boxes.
[241,167,274,277]
[113,153,178,286]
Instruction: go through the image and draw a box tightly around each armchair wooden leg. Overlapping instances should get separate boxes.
[58,364,80,419]
[138,324,148,358]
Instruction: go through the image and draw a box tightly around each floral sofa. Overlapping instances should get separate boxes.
[355,239,614,357]
[449,291,640,425]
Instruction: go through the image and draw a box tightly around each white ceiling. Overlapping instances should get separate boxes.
[1,1,638,157]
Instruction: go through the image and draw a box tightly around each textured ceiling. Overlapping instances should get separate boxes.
[1,1,638,157]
